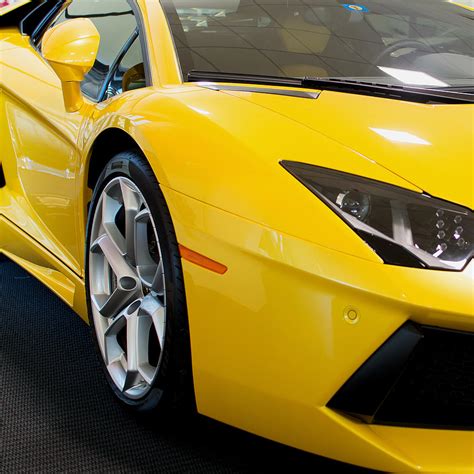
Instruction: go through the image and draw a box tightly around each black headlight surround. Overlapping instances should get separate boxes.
[281,160,473,271]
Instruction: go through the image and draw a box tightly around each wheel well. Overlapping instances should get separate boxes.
[87,128,141,191]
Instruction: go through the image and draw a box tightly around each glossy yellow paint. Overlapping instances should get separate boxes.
[162,185,474,472]
[42,18,100,112]
[0,1,473,472]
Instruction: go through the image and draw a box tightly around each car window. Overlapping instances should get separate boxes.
[162,0,474,88]
[46,0,139,100]
[104,35,146,99]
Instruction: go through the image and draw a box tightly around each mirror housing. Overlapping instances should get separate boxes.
[42,18,100,112]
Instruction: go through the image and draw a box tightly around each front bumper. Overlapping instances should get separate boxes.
[163,185,474,473]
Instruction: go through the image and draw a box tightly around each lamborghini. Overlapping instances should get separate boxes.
[1,0,473,472]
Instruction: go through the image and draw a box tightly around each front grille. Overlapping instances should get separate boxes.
[328,323,474,430]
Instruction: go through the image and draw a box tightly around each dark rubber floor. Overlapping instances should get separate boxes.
[0,257,374,473]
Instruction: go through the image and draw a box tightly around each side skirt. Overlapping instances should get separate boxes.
[0,216,88,321]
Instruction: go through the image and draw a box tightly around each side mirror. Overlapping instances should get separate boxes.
[42,18,100,112]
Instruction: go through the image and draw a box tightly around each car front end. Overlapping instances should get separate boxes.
[103,0,474,470]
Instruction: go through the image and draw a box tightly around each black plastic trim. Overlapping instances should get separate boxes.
[0,0,38,29]
[197,83,319,99]
[303,76,474,104]
[189,70,303,88]
[357,231,426,269]
[328,323,423,421]
[25,0,64,44]
[0,164,6,188]
[329,323,474,430]
[188,70,474,105]
[64,9,133,19]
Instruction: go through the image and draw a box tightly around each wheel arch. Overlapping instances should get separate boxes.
[80,126,164,259]
[86,127,143,191]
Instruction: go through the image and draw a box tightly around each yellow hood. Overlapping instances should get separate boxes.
[225,88,474,210]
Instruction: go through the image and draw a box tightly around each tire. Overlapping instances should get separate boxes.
[85,150,194,416]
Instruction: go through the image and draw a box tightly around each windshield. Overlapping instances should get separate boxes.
[161,0,474,88]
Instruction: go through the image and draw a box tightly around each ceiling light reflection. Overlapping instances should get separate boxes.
[371,128,431,145]
[378,67,449,87]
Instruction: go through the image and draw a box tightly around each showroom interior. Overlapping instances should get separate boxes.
[1,0,473,472]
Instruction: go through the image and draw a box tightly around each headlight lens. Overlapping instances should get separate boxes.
[282,161,473,271]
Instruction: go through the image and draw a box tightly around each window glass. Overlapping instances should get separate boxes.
[49,0,138,99]
[105,36,146,99]
[161,0,474,88]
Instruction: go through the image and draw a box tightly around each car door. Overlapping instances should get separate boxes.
[0,0,141,274]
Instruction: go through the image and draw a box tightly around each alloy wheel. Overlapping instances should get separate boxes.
[89,176,166,399]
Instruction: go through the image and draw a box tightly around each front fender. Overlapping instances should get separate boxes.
[83,85,419,263]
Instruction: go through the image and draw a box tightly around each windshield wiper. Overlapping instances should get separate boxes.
[303,76,474,104]
[188,70,474,105]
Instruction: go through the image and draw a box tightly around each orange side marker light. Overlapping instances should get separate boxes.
[178,245,228,275]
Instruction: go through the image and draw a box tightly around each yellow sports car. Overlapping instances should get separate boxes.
[1,0,473,471]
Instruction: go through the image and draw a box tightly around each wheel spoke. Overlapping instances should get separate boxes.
[103,258,113,296]
[123,310,140,392]
[97,284,136,318]
[120,179,142,265]
[134,209,163,290]
[138,364,155,385]
[136,317,154,385]
[122,299,158,392]
[141,294,165,349]
[102,191,126,255]
[91,234,140,317]
[151,260,165,296]
[104,313,126,366]
[92,234,137,280]
[89,252,113,308]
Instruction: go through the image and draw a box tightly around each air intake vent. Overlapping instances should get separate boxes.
[0,164,6,188]
[328,322,474,430]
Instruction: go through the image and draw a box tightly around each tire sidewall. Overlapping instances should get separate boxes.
[85,151,191,414]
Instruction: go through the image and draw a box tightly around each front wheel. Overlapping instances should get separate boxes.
[85,150,193,414]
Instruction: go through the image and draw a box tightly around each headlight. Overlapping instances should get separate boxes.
[281,161,473,271]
